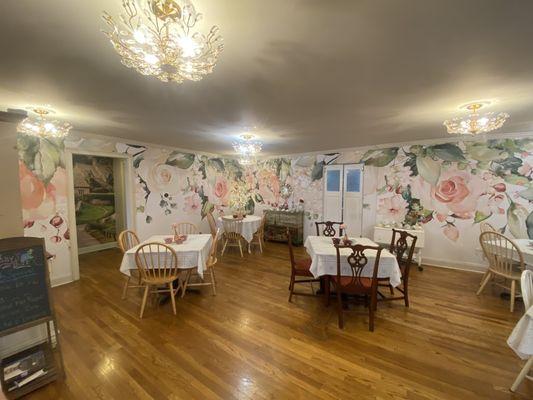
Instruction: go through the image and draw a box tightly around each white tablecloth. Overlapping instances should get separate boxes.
[304,236,402,287]
[508,306,533,360]
[514,240,533,266]
[217,215,262,243]
[119,234,212,278]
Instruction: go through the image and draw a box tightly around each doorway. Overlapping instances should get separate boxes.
[66,150,134,280]
[72,154,126,254]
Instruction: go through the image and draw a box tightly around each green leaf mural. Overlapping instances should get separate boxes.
[474,210,491,223]
[428,143,466,162]
[166,151,195,169]
[507,199,529,238]
[465,142,507,162]
[527,211,533,239]
[311,161,325,181]
[207,158,225,172]
[18,136,65,184]
[362,148,399,167]
[416,156,441,185]
[518,185,533,201]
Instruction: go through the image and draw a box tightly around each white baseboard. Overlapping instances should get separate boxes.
[421,257,486,273]
[51,274,74,287]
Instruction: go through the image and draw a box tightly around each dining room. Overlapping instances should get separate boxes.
[0,0,533,399]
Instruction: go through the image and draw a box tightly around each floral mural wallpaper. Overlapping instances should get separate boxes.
[16,133,533,284]
[18,135,70,282]
[362,139,533,242]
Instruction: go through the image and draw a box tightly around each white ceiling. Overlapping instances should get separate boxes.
[1,0,533,155]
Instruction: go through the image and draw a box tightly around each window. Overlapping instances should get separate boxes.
[346,169,361,192]
[326,169,340,192]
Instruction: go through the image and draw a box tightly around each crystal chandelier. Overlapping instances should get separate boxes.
[102,0,223,84]
[17,108,72,139]
[232,134,262,156]
[443,102,509,135]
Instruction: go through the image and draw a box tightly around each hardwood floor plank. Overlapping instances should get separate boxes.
[22,242,532,399]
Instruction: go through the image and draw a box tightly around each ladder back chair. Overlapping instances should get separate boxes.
[173,222,199,235]
[315,221,344,237]
[249,214,266,253]
[135,243,180,318]
[180,228,220,297]
[221,218,245,257]
[509,270,533,392]
[287,228,319,302]
[477,231,525,312]
[378,229,417,307]
[326,244,382,331]
[118,229,143,300]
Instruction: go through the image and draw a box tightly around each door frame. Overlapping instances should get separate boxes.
[65,149,135,281]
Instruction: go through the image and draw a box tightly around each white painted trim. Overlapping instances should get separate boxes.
[51,274,75,287]
[421,257,486,274]
[65,149,136,283]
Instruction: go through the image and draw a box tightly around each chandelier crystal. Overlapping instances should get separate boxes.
[102,0,223,84]
[17,108,72,139]
[443,102,509,135]
[232,134,262,156]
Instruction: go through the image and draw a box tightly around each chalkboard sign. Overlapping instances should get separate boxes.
[0,238,52,334]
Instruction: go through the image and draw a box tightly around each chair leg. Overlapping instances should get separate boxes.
[209,268,217,296]
[476,271,493,295]
[337,291,344,329]
[122,276,131,300]
[168,282,177,315]
[388,284,394,295]
[238,239,244,258]
[181,269,192,298]
[510,280,516,313]
[510,356,533,392]
[288,273,295,302]
[139,285,149,319]
[248,241,251,254]
[403,281,409,307]
[258,236,263,253]
[221,238,228,256]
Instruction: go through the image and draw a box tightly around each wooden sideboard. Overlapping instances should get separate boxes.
[264,210,304,246]
[373,225,425,269]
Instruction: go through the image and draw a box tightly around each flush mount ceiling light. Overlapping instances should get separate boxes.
[102,0,223,84]
[443,102,509,135]
[17,107,72,139]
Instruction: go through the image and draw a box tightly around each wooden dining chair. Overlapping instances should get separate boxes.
[477,231,525,312]
[248,214,266,253]
[480,221,497,233]
[118,229,143,300]
[378,229,417,307]
[326,243,382,331]
[206,212,218,238]
[287,228,319,302]
[135,243,180,318]
[221,218,245,257]
[315,221,344,237]
[173,222,199,235]
[180,229,220,297]
[510,270,533,392]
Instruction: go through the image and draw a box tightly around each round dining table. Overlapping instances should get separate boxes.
[217,215,262,243]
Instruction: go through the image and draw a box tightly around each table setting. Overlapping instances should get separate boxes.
[119,234,212,278]
[217,214,262,243]
[304,235,402,287]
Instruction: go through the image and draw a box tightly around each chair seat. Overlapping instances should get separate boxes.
[294,258,313,276]
[332,276,373,290]
[143,275,179,285]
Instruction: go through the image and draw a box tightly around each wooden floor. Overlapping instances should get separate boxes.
[28,242,532,399]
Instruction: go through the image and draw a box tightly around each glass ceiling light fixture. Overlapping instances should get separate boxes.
[102,0,223,84]
[17,107,72,139]
[233,134,262,165]
[443,102,509,135]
